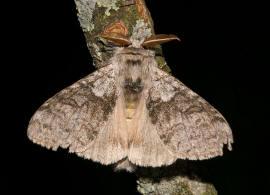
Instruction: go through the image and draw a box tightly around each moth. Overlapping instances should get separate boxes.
[27,33,233,172]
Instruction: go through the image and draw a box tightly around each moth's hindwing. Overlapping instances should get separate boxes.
[27,64,127,165]
[146,65,233,161]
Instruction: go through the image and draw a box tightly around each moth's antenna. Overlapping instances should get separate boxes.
[97,32,131,46]
[142,34,180,47]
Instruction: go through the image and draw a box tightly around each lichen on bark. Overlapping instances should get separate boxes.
[136,161,217,195]
[74,0,96,32]
[130,19,152,41]
[96,0,120,16]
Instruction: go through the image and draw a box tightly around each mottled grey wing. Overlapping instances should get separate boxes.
[146,66,233,160]
[27,64,127,165]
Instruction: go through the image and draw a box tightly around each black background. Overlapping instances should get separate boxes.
[8,0,269,194]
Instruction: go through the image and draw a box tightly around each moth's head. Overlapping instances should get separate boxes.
[97,32,180,49]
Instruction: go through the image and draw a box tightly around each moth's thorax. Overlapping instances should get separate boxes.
[112,47,154,121]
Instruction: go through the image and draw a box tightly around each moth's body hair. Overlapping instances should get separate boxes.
[114,158,136,172]
[27,34,233,172]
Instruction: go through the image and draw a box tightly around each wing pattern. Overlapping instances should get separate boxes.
[27,64,127,164]
[146,66,233,160]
